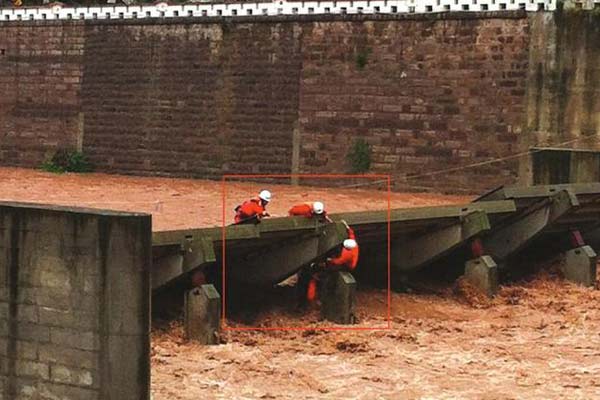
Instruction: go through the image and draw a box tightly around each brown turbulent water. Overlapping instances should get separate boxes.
[2,167,598,399]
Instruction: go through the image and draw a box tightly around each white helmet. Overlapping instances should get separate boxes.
[343,239,357,249]
[312,201,325,215]
[258,189,272,202]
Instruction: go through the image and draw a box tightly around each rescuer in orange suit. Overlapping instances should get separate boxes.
[288,201,333,222]
[234,189,271,224]
[305,220,359,303]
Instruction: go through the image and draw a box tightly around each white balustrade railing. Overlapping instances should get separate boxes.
[1,0,594,22]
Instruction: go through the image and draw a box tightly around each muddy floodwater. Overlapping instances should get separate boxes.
[0,167,469,231]
[152,273,600,399]
[2,167,599,399]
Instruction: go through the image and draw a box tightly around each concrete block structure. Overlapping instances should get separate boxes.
[562,245,597,287]
[465,256,499,296]
[321,271,357,324]
[528,148,600,185]
[184,284,221,345]
[475,183,600,286]
[0,202,151,400]
[153,218,348,289]
[331,201,514,290]
[151,183,600,303]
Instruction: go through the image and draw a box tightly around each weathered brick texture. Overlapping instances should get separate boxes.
[0,23,84,167]
[297,16,530,192]
[81,22,301,178]
[0,203,151,400]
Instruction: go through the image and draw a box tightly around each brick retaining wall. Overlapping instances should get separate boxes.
[0,12,598,192]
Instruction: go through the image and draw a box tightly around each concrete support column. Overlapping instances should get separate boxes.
[392,210,490,274]
[184,284,221,345]
[228,222,347,286]
[320,271,356,324]
[464,255,499,297]
[561,245,597,287]
[152,236,216,291]
[480,190,576,263]
[290,124,301,185]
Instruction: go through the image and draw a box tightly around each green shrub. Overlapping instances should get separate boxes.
[41,149,93,174]
[346,139,372,173]
[355,48,372,70]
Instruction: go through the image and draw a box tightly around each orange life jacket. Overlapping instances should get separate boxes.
[288,203,313,217]
[328,228,359,271]
[234,197,265,223]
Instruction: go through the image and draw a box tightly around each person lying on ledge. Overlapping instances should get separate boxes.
[288,201,332,223]
[233,189,271,225]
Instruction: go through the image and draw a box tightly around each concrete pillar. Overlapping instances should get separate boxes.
[184,284,221,345]
[480,190,576,262]
[464,255,499,297]
[320,271,357,324]
[0,203,151,399]
[561,245,597,287]
[290,124,301,185]
[392,210,490,273]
